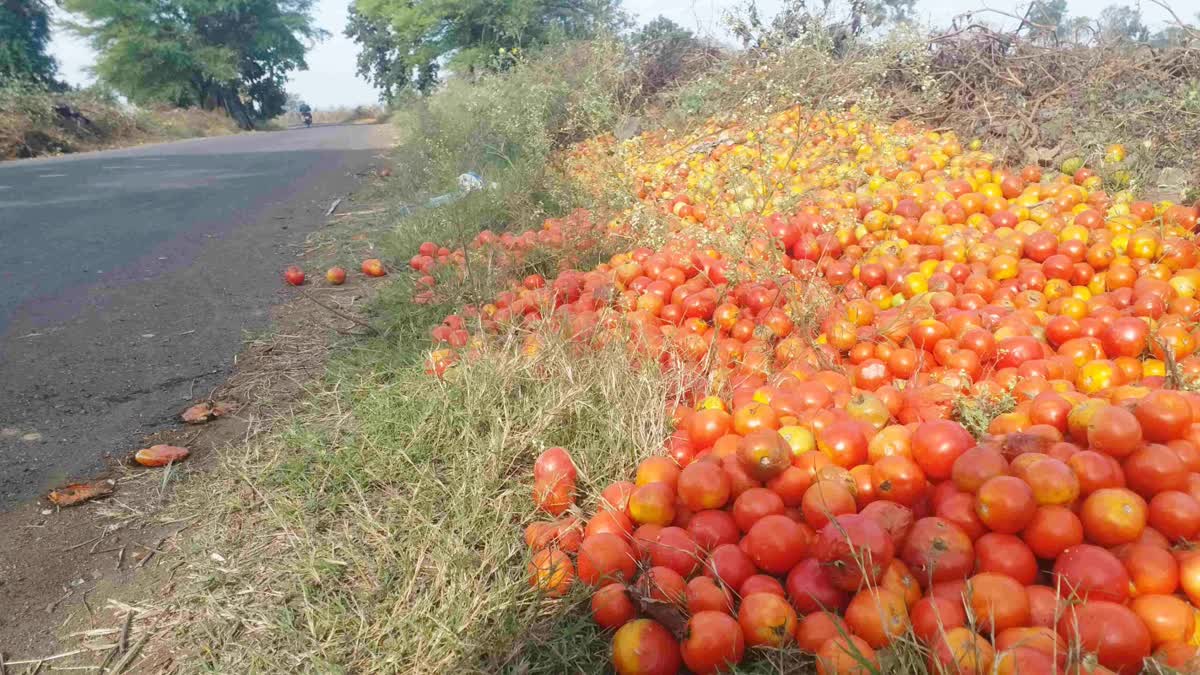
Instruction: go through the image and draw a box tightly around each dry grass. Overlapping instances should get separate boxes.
[115,313,678,673]
[0,84,241,161]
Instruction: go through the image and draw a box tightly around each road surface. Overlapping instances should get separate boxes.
[0,124,392,508]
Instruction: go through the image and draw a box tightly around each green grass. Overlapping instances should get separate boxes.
[166,304,677,672]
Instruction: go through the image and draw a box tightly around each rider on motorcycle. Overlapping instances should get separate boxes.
[298,102,313,127]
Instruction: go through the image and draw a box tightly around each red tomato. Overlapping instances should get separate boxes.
[1052,544,1131,604]
[911,420,973,479]
[612,619,681,675]
[743,514,812,574]
[814,514,895,591]
[680,611,744,674]
[1056,601,1151,674]
[901,517,974,588]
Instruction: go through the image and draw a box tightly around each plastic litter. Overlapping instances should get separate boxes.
[399,172,489,216]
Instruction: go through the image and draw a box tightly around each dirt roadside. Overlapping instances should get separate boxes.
[0,163,398,671]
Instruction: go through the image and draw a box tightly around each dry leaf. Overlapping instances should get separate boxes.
[48,480,114,507]
[134,444,190,467]
[181,403,213,424]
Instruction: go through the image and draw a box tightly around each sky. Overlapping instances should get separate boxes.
[49,0,1200,109]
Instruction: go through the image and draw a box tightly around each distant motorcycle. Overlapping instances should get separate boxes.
[301,111,313,128]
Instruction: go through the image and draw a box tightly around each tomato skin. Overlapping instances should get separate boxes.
[1069,450,1126,495]
[1118,543,1180,595]
[816,420,869,468]
[966,572,1030,633]
[1123,443,1188,499]
[635,566,686,606]
[1087,405,1143,459]
[786,557,849,615]
[1134,390,1193,442]
[1100,316,1150,358]
[687,509,740,550]
[702,543,758,593]
[911,420,974,480]
[928,627,995,675]
[1022,505,1083,560]
[859,500,914,546]
[1026,585,1061,628]
[1056,601,1151,674]
[796,612,848,653]
[1129,594,1195,647]
[800,480,857,530]
[910,595,967,643]
[844,587,908,648]
[744,514,811,574]
[686,576,734,615]
[738,430,792,481]
[814,514,895,591]
[1080,487,1147,547]
[1178,550,1200,607]
[1148,490,1200,542]
[612,619,681,675]
[975,532,1038,584]
[975,475,1037,534]
[732,487,785,533]
[528,548,574,597]
[677,461,732,511]
[900,517,974,588]
[649,527,701,577]
[592,584,637,629]
[739,574,785,598]
[950,446,1009,493]
[688,409,733,449]
[815,635,878,675]
[534,447,577,484]
[1052,544,1131,604]
[681,611,745,675]
[578,533,637,586]
[870,455,927,506]
[738,593,797,648]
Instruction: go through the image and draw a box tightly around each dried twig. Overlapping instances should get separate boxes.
[298,288,376,334]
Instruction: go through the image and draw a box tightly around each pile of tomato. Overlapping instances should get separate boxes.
[423,106,1200,673]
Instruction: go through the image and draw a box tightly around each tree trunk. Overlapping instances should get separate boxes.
[216,87,254,130]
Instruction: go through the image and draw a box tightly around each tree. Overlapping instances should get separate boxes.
[629,17,717,94]
[728,0,915,53]
[345,4,437,102]
[1097,4,1149,42]
[64,0,325,128]
[347,0,626,101]
[0,0,58,85]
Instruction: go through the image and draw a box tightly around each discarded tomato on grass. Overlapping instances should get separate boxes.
[400,105,1200,673]
[283,265,305,286]
[133,444,190,467]
[361,258,387,277]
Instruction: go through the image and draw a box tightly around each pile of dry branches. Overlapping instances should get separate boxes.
[916,12,1200,190]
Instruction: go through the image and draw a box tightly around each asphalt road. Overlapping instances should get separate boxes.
[0,123,392,508]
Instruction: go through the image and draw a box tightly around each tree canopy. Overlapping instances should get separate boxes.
[629,16,717,93]
[64,0,325,127]
[728,0,915,53]
[347,0,626,101]
[1,0,58,85]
